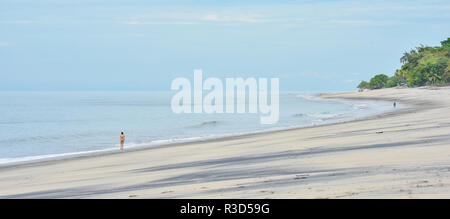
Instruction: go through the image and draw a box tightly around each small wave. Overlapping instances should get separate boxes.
[295,94,319,101]
[307,112,341,120]
[0,135,212,166]
[201,121,218,125]
[293,113,305,117]
[0,147,118,166]
[352,104,368,110]
[190,120,220,128]
[0,132,100,145]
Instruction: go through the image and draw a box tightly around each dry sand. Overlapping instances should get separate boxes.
[1,87,450,199]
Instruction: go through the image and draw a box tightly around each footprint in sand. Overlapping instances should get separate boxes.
[161,190,174,194]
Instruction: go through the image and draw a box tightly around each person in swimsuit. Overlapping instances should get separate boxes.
[120,132,125,151]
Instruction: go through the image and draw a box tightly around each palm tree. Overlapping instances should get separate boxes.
[427,71,442,85]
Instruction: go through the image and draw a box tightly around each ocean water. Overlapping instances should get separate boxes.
[0,91,395,165]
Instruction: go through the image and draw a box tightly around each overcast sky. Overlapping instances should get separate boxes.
[1,0,449,91]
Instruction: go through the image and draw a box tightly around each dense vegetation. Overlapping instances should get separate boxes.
[358,37,450,90]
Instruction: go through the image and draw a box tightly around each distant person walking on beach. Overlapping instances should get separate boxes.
[393,100,397,108]
[120,132,125,151]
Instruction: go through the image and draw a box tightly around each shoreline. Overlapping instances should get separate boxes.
[0,93,403,170]
[2,87,450,198]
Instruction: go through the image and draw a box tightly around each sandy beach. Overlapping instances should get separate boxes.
[1,87,450,199]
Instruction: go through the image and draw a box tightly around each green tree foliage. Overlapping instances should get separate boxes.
[403,39,449,86]
[357,80,370,89]
[358,37,450,89]
[385,76,399,88]
[407,52,448,85]
[445,64,450,82]
[394,69,408,85]
[441,37,450,48]
[369,74,389,89]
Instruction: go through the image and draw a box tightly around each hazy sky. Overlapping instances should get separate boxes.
[1,0,449,91]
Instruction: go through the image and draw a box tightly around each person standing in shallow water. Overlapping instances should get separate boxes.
[120,132,125,151]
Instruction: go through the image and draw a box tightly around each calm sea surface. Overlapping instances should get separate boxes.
[0,91,395,165]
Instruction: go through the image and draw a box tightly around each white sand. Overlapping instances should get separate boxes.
[1,87,450,199]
